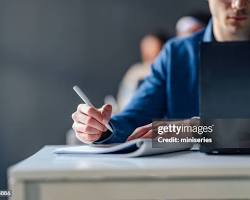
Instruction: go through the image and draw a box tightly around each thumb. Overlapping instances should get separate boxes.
[100,104,112,125]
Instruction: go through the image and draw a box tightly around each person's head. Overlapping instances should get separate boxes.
[208,0,250,41]
[140,31,170,65]
[176,16,205,37]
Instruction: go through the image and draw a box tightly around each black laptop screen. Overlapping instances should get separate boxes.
[200,42,250,119]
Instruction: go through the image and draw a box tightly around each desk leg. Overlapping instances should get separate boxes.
[8,179,25,200]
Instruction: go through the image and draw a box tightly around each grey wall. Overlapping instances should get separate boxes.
[0,0,209,188]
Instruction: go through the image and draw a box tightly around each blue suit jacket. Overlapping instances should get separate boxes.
[98,21,213,144]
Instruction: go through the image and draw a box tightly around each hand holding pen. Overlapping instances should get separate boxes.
[72,86,113,144]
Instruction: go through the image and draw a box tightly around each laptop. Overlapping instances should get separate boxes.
[199,41,250,154]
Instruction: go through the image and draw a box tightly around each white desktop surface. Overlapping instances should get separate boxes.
[8,146,250,200]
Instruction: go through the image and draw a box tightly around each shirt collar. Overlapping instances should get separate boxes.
[202,20,216,42]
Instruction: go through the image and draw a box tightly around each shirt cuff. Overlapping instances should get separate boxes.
[93,121,119,144]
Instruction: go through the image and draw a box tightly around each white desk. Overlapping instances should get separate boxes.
[8,146,250,200]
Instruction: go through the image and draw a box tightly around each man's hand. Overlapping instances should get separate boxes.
[127,117,200,141]
[127,123,153,141]
[72,104,112,144]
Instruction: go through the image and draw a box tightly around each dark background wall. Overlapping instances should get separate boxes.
[0,0,209,188]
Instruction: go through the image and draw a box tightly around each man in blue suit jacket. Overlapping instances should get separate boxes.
[72,0,250,144]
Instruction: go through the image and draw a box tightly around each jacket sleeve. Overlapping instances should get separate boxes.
[95,43,172,144]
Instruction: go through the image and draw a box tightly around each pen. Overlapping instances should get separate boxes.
[73,85,114,133]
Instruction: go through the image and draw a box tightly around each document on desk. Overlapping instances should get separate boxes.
[54,139,191,157]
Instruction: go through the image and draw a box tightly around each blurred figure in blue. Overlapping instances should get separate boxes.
[116,31,171,111]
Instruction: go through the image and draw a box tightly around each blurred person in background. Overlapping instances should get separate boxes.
[176,11,210,37]
[116,31,171,111]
